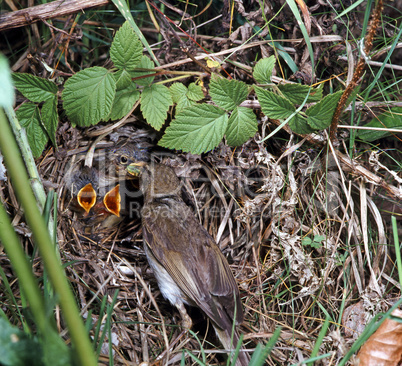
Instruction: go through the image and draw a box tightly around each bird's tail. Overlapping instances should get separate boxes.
[214,324,250,366]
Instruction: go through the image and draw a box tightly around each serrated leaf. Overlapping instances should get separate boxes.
[141,83,172,130]
[109,83,140,120]
[357,107,402,142]
[16,103,48,157]
[114,69,133,89]
[170,83,198,114]
[110,21,143,71]
[12,73,57,103]
[209,76,248,110]
[62,67,116,127]
[41,98,59,147]
[288,113,315,134]
[110,0,160,66]
[187,83,204,101]
[226,107,258,146]
[176,96,196,114]
[253,56,276,84]
[159,104,228,154]
[170,83,188,104]
[131,56,155,86]
[306,90,342,130]
[255,86,295,119]
[0,54,15,108]
[169,83,200,114]
[278,83,323,104]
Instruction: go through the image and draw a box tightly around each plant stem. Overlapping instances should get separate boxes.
[0,108,97,366]
[4,106,47,209]
[0,199,47,334]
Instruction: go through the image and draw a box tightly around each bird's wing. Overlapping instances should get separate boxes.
[142,199,243,329]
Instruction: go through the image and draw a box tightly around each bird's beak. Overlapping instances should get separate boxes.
[127,162,146,176]
[103,184,121,217]
[77,183,97,213]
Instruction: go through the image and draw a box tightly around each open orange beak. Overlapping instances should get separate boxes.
[103,184,121,217]
[77,183,97,213]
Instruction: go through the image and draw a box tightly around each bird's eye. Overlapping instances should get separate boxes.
[120,155,129,165]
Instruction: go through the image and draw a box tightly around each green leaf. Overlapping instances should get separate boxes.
[62,67,116,127]
[16,103,48,157]
[42,329,72,366]
[278,83,323,104]
[357,107,402,142]
[131,55,155,86]
[288,114,315,134]
[110,21,143,71]
[306,91,342,130]
[114,69,133,89]
[302,235,324,249]
[302,237,312,246]
[209,76,248,110]
[0,54,15,108]
[226,107,258,146]
[12,73,57,103]
[141,83,172,130]
[109,83,140,120]
[0,318,43,366]
[314,235,326,242]
[170,83,199,114]
[41,98,59,147]
[170,82,188,104]
[176,96,195,115]
[255,86,295,119]
[187,83,204,101]
[159,104,228,154]
[110,0,160,66]
[111,69,140,121]
[253,55,276,84]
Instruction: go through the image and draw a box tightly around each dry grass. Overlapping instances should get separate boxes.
[2,119,401,365]
[1,1,401,365]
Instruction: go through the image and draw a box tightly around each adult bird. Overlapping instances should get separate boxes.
[128,162,249,365]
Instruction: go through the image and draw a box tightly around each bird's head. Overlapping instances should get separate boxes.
[110,142,151,174]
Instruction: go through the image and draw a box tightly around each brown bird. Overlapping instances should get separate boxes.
[128,162,249,365]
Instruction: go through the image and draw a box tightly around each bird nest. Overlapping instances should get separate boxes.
[1,118,400,365]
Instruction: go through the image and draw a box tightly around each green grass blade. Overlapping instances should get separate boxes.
[0,108,97,366]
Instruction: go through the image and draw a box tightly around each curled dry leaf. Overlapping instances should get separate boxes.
[357,309,402,366]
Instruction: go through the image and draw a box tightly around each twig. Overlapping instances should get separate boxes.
[0,0,109,31]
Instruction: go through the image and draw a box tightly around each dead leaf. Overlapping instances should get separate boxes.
[357,309,402,366]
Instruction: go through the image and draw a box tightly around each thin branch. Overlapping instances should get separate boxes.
[0,0,109,31]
